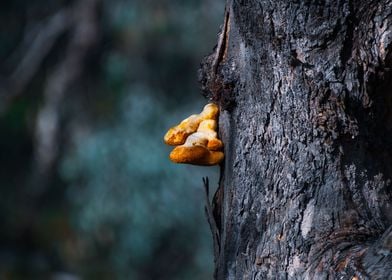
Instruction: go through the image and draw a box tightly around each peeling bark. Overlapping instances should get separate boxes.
[200,0,392,279]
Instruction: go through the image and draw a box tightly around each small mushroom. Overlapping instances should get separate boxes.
[164,103,224,166]
[164,103,219,146]
[195,119,223,151]
[199,103,219,120]
[169,133,224,165]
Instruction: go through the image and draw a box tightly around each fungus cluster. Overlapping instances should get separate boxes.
[164,103,224,166]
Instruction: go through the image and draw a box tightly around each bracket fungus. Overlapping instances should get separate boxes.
[164,103,224,166]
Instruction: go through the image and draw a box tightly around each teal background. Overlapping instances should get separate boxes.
[0,0,224,279]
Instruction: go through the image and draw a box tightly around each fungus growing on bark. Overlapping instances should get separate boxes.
[197,119,223,150]
[164,103,224,165]
[164,103,219,146]
[169,122,224,165]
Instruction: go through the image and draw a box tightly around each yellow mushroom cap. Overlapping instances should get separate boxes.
[168,131,223,165]
[164,103,223,166]
[169,146,224,166]
[200,103,219,120]
[197,120,223,151]
[198,119,217,131]
[207,138,223,151]
[164,115,200,146]
[163,103,220,146]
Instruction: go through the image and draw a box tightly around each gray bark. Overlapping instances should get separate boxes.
[200,0,392,279]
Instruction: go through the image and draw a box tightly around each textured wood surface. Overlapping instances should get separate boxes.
[200,0,392,279]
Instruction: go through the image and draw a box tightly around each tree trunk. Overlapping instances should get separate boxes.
[199,0,392,279]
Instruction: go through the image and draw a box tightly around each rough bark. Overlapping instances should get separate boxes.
[200,0,392,279]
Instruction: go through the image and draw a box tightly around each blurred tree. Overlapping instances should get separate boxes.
[0,0,224,279]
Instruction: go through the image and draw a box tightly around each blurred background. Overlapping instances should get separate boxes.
[0,0,224,279]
